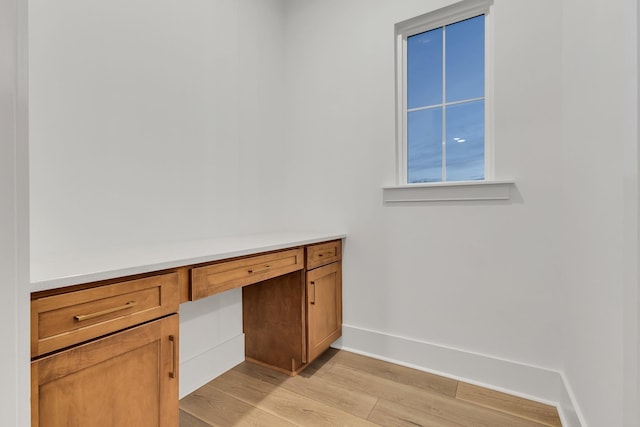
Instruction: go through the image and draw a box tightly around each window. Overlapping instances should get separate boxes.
[395,0,493,184]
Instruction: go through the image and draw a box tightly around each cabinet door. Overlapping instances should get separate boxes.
[306,262,342,362]
[31,314,179,427]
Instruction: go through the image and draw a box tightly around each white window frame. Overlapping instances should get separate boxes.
[385,0,513,202]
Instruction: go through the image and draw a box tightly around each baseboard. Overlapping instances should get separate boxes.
[333,324,584,427]
[179,333,245,399]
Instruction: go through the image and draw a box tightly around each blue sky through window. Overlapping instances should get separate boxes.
[407,15,484,183]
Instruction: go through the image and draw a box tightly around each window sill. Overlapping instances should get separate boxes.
[382,180,515,203]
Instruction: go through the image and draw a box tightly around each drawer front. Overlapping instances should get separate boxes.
[31,272,179,358]
[190,248,304,300]
[306,240,342,270]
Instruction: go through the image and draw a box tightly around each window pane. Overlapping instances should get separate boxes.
[407,28,442,109]
[408,108,442,183]
[445,15,484,102]
[445,100,484,181]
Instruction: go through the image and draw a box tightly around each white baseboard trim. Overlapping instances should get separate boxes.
[333,324,583,427]
[179,333,245,399]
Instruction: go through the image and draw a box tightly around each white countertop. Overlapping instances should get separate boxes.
[31,232,346,292]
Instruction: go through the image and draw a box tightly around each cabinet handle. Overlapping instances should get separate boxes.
[310,281,316,305]
[74,301,137,322]
[248,264,270,274]
[169,335,177,379]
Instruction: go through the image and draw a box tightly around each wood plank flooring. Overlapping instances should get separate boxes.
[179,349,562,427]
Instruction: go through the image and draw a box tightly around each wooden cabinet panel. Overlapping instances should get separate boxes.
[307,262,342,363]
[31,272,179,357]
[242,271,307,375]
[191,248,304,300]
[306,240,342,270]
[31,314,179,427]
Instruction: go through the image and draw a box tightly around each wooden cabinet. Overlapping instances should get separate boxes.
[307,261,342,362]
[32,314,179,427]
[242,240,342,375]
[31,236,343,424]
[31,273,180,427]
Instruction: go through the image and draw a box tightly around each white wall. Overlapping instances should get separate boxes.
[1,0,30,424]
[561,0,638,425]
[28,0,287,398]
[282,0,565,374]
[29,0,286,259]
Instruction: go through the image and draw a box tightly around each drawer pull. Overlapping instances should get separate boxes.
[169,335,177,379]
[248,265,270,274]
[73,301,137,322]
[310,281,316,305]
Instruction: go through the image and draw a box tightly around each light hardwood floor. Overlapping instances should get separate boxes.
[179,349,562,427]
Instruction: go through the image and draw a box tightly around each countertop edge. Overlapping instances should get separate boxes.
[30,232,347,293]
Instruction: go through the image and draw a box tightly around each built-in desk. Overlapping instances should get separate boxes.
[30,232,345,427]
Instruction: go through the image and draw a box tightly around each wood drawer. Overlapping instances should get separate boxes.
[190,248,304,300]
[306,240,342,270]
[31,272,179,358]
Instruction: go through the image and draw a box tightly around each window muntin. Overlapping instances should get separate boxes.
[400,9,488,184]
